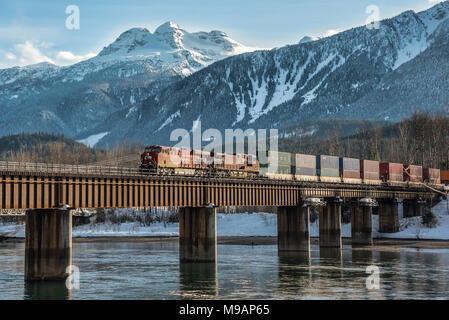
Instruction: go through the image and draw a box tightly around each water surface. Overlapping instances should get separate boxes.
[1,240,449,300]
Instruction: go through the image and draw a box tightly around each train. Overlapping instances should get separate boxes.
[140,145,449,186]
[140,145,259,177]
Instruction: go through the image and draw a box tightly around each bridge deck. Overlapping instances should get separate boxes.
[0,161,441,210]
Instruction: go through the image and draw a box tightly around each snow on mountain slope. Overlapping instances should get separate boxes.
[103,1,449,147]
[2,2,449,147]
[0,22,258,141]
[60,21,257,81]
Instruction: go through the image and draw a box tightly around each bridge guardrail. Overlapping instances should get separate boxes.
[0,161,142,177]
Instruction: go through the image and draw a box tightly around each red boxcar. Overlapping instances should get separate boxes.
[403,165,423,183]
[380,162,403,182]
[423,168,441,184]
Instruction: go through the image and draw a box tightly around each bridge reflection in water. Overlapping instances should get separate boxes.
[24,281,71,300]
[179,262,218,298]
[4,241,448,300]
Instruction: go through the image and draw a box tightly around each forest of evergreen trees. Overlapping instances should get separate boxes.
[280,112,449,170]
[0,112,448,170]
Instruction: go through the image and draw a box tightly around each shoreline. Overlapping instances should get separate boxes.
[3,235,449,250]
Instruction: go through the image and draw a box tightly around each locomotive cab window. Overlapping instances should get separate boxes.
[149,147,161,153]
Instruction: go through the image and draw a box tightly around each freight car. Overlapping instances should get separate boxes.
[423,168,441,184]
[140,145,260,177]
[403,164,423,186]
[380,162,405,186]
[340,157,362,184]
[140,146,445,189]
[317,155,340,183]
[442,170,449,185]
[258,150,294,180]
[360,160,381,185]
[294,154,318,182]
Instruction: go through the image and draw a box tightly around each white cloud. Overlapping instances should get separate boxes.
[428,0,444,4]
[5,52,17,61]
[1,41,97,69]
[55,51,96,65]
[13,41,55,66]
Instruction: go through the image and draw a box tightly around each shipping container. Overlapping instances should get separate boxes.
[260,164,292,175]
[339,157,361,179]
[403,165,423,183]
[360,159,381,183]
[257,150,292,167]
[316,155,339,177]
[441,170,449,184]
[423,168,441,184]
[294,154,317,176]
[380,162,403,182]
[260,167,293,180]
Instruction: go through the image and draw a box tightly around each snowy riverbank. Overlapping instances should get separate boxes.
[1,199,448,240]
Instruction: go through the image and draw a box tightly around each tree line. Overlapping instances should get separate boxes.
[0,133,143,167]
[280,112,449,170]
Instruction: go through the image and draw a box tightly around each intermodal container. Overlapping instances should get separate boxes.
[380,162,403,182]
[317,155,339,177]
[403,165,423,183]
[339,157,361,179]
[423,168,441,184]
[257,151,292,167]
[440,170,449,184]
[260,164,292,175]
[360,160,380,181]
[294,154,317,176]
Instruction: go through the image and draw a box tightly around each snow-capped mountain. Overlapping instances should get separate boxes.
[96,22,255,76]
[100,1,449,147]
[0,22,257,142]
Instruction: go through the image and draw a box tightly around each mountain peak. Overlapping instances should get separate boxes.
[98,27,152,56]
[155,21,181,33]
[153,21,184,49]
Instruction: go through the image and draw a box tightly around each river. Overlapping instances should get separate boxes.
[1,239,449,300]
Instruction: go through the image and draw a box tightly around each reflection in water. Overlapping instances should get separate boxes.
[24,281,71,300]
[1,241,449,299]
[277,252,313,297]
[377,250,402,299]
[351,249,373,264]
[320,247,343,266]
[179,262,218,298]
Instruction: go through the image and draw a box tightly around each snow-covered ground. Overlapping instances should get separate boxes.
[77,131,109,148]
[1,198,448,240]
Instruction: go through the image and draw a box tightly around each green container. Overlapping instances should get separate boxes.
[318,168,340,178]
[257,151,292,167]
[260,164,291,175]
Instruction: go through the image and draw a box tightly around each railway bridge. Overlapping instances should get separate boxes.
[0,161,444,281]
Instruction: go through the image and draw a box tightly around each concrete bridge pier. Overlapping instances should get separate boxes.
[25,209,72,281]
[277,204,310,252]
[350,200,374,246]
[319,198,342,249]
[378,199,399,233]
[179,207,217,263]
[403,199,426,218]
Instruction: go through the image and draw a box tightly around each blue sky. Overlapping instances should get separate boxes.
[0,0,444,68]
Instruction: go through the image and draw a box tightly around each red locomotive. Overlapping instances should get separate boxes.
[140,145,260,177]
